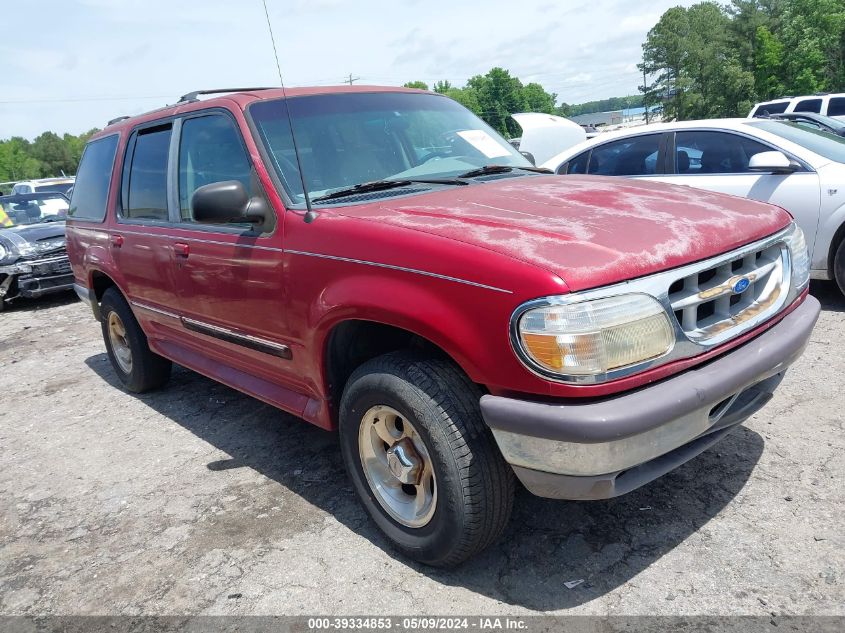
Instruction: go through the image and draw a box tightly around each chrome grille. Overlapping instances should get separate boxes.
[668,242,787,343]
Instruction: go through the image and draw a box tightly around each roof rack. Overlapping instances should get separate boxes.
[177,87,278,103]
[107,115,130,126]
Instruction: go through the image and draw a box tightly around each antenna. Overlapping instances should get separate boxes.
[261,0,317,223]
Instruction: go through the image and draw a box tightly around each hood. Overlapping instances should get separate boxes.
[0,222,66,263]
[1,222,66,242]
[337,175,792,292]
[512,113,586,166]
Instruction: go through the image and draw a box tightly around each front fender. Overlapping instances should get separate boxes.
[310,272,507,384]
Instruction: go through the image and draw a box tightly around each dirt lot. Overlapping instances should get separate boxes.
[0,284,843,617]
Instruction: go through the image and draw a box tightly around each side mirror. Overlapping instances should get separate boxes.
[191,180,268,227]
[748,151,799,174]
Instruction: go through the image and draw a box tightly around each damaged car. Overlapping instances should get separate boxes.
[0,192,74,312]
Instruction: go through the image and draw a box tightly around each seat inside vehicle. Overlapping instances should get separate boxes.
[677,150,690,173]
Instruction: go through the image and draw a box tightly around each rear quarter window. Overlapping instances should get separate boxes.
[68,134,119,221]
[756,101,789,115]
[794,98,822,114]
[828,97,845,117]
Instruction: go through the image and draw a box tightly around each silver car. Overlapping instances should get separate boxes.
[542,118,845,294]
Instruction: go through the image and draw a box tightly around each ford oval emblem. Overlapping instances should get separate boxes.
[732,277,751,294]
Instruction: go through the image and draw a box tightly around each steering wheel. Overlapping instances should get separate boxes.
[417,150,451,164]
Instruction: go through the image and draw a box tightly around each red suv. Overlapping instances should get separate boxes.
[66,86,819,566]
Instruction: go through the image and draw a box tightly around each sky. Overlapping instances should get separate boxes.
[1,0,698,140]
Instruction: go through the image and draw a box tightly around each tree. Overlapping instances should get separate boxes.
[754,26,786,99]
[726,0,786,70]
[31,132,76,176]
[433,80,452,94]
[443,87,482,116]
[641,0,845,120]
[0,128,100,182]
[640,2,755,120]
[0,138,44,182]
[639,6,691,120]
[558,95,644,117]
[779,0,845,93]
[521,82,557,114]
[402,81,429,90]
[466,68,527,136]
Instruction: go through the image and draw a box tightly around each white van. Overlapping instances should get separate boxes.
[749,94,845,121]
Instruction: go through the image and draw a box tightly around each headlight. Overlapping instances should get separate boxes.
[514,293,675,381]
[784,223,810,292]
[0,242,8,261]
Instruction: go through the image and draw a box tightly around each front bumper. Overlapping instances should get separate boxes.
[0,254,74,299]
[481,296,820,500]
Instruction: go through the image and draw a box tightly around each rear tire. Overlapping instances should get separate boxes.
[100,287,171,393]
[834,238,845,296]
[338,351,514,567]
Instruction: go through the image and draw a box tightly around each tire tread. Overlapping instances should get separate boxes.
[344,351,514,566]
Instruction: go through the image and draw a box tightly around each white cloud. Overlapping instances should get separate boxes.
[1,0,698,139]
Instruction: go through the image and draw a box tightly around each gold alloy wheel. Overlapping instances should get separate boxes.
[358,405,437,528]
[107,311,133,375]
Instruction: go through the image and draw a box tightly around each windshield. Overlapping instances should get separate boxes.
[34,182,73,195]
[250,92,531,204]
[0,194,69,227]
[746,120,845,163]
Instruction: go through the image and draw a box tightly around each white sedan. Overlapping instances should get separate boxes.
[541,119,845,294]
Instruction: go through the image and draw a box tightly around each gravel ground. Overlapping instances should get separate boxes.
[0,283,842,617]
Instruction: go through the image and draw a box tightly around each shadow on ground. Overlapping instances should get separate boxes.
[811,280,844,313]
[84,353,763,611]
[1,289,78,314]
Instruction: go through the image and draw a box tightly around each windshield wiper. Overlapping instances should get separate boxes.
[311,178,467,203]
[458,165,553,179]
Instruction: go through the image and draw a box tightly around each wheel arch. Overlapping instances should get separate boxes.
[828,216,845,279]
[322,317,487,427]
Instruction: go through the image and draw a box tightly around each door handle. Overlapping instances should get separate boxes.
[174,242,190,258]
[110,234,124,248]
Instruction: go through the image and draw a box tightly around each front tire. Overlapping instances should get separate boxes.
[100,287,171,393]
[338,351,514,567]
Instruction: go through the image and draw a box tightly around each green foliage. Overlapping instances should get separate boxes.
[403,81,429,91]
[433,80,452,94]
[755,26,785,99]
[404,68,558,136]
[641,0,845,120]
[466,68,528,136]
[558,95,644,117]
[0,129,98,183]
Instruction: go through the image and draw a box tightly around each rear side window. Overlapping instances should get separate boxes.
[756,101,789,115]
[588,134,661,176]
[178,114,252,222]
[828,97,845,117]
[68,134,119,221]
[794,98,822,113]
[563,151,589,174]
[123,125,172,221]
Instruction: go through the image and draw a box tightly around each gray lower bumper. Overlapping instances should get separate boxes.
[481,296,820,500]
[73,282,100,320]
[18,273,74,298]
